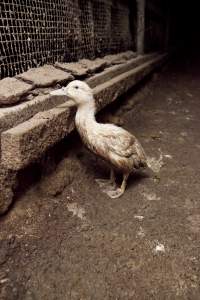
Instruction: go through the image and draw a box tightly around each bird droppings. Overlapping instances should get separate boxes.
[0,278,9,284]
[164,154,173,159]
[167,97,173,103]
[142,191,161,201]
[175,100,183,105]
[169,110,176,115]
[180,132,188,137]
[186,116,194,121]
[147,153,164,173]
[134,215,144,221]
[153,243,166,254]
[66,203,86,220]
[186,92,193,98]
[136,226,145,238]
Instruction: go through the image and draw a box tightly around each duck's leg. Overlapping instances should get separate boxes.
[95,169,116,189]
[105,173,129,199]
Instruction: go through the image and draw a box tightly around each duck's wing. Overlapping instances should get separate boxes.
[100,125,145,159]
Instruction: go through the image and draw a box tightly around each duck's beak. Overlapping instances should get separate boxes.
[50,88,66,96]
[50,88,76,107]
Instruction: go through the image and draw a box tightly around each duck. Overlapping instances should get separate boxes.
[51,80,148,198]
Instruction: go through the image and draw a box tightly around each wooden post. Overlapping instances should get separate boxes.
[136,0,145,54]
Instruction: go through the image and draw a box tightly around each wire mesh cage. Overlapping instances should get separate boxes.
[145,0,167,52]
[0,0,134,79]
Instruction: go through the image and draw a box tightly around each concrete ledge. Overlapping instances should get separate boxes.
[16,65,74,87]
[94,54,167,109]
[0,77,34,106]
[54,51,137,77]
[0,93,67,135]
[55,62,88,77]
[0,53,156,135]
[86,53,157,88]
[104,51,137,65]
[1,54,167,170]
[78,58,109,73]
[1,103,76,170]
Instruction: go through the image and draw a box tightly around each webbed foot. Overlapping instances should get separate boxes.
[104,188,124,199]
[102,173,129,199]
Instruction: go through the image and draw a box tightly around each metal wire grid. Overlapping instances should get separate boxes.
[145,0,166,52]
[110,1,133,53]
[0,0,134,79]
[93,0,111,56]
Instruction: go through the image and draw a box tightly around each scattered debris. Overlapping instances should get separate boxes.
[169,111,176,115]
[164,154,173,159]
[151,134,161,140]
[136,226,145,238]
[142,191,161,201]
[147,153,164,173]
[0,278,9,284]
[186,92,193,98]
[153,242,165,254]
[66,202,86,220]
[134,215,144,221]
[180,132,188,137]
[186,116,193,120]
[167,97,173,103]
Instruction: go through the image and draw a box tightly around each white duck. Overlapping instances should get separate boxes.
[51,80,148,198]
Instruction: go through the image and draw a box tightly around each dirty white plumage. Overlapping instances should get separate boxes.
[51,80,148,198]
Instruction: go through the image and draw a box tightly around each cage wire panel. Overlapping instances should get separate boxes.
[0,0,134,79]
[110,1,133,53]
[145,0,167,52]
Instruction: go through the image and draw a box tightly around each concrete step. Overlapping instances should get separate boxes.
[86,53,157,88]
[1,54,167,171]
[0,53,156,136]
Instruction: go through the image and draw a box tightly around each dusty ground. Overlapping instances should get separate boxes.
[1,54,200,300]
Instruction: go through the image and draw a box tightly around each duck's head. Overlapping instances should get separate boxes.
[50,80,94,106]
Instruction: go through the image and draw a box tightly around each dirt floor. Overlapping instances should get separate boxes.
[1,54,200,300]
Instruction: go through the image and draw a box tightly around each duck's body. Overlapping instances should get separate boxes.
[51,80,148,198]
[75,101,147,173]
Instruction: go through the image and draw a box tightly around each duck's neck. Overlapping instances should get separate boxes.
[75,101,97,130]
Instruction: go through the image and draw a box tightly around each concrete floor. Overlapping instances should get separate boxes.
[0,54,200,299]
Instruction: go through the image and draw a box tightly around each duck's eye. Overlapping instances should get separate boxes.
[74,86,79,89]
